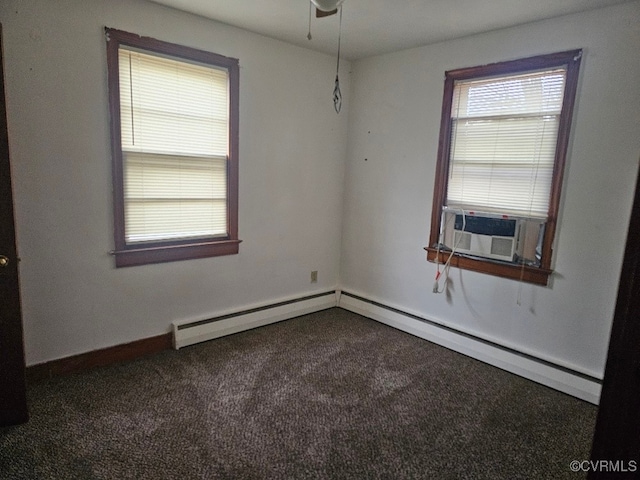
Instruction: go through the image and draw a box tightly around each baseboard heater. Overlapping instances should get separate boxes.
[337,290,603,405]
[172,288,602,404]
[172,290,338,349]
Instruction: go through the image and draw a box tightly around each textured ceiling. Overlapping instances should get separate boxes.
[149,0,633,60]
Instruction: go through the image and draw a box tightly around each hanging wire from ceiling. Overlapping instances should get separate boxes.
[307,2,313,40]
[307,0,345,114]
[333,5,343,113]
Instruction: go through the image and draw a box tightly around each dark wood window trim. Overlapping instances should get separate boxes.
[426,50,582,286]
[105,28,240,268]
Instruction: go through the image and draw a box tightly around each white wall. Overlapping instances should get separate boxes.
[340,2,640,379]
[2,0,639,381]
[0,0,350,364]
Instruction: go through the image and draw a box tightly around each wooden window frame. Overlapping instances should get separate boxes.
[106,28,240,267]
[426,50,582,286]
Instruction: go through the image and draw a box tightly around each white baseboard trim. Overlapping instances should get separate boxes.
[338,290,602,405]
[172,290,338,349]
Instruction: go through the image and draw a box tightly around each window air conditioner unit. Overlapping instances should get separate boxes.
[452,211,521,262]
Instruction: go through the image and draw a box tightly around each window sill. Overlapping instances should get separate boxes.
[113,239,241,267]
[424,247,552,286]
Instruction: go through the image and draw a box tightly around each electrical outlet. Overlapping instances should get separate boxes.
[311,270,318,283]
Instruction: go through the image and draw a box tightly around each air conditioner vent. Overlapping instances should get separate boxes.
[491,237,515,257]
[454,231,472,250]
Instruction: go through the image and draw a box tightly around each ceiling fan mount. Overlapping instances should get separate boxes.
[311,0,344,17]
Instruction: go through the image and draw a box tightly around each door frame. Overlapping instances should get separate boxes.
[0,22,28,426]
[589,164,640,477]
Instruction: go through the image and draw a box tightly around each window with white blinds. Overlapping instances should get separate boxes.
[447,69,567,218]
[118,47,230,243]
[428,50,582,284]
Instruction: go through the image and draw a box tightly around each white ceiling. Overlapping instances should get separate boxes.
[149,0,632,60]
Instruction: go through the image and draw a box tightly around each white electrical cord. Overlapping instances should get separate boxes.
[433,208,465,294]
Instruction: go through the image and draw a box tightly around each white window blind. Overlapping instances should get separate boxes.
[118,47,229,243]
[447,68,567,218]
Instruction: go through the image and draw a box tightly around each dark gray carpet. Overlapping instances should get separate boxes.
[1,308,595,479]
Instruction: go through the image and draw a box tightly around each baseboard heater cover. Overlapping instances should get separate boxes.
[337,290,602,405]
[172,288,601,403]
[172,291,338,349]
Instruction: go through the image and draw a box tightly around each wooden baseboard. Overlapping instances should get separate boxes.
[26,333,172,383]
